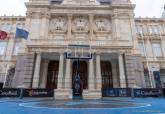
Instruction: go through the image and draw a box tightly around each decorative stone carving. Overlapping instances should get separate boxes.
[94,17,111,33]
[49,16,67,33]
[72,16,89,33]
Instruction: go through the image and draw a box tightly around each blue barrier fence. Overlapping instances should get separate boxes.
[102,88,163,97]
[0,88,54,98]
[0,88,164,98]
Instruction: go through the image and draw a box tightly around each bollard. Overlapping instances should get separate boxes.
[131,88,134,99]
[19,88,24,99]
[163,88,165,98]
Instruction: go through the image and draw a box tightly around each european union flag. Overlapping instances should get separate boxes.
[15,28,29,40]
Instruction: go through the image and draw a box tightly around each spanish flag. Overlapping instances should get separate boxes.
[0,30,8,40]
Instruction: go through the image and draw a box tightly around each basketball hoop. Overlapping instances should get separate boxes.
[65,44,92,59]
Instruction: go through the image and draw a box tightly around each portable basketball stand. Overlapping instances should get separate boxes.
[65,44,92,99]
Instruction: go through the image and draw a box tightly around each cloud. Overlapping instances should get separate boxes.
[0,0,28,16]
[131,0,165,17]
[0,0,164,17]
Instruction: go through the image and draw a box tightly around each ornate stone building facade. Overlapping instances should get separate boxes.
[0,0,165,99]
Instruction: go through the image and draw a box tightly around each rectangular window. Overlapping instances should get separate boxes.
[152,43,162,57]
[0,42,7,55]
[13,43,20,55]
[153,26,159,34]
[148,26,154,34]
[0,23,12,32]
[136,25,143,34]
[139,42,145,56]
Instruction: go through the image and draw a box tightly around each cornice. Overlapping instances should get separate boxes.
[0,16,26,21]
[135,18,165,23]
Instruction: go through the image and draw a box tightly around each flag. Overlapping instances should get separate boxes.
[15,28,29,40]
[0,30,8,40]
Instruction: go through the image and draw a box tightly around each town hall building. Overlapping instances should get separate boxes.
[0,0,165,99]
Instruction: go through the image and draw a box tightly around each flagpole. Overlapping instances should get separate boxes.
[3,63,9,88]
[140,32,154,88]
[3,24,14,88]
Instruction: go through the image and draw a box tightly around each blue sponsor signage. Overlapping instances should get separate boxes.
[0,89,20,97]
[0,88,54,98]
[102,88,131,97]
[133,88,162,97]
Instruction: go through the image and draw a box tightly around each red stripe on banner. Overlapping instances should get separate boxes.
[0,30,8,40]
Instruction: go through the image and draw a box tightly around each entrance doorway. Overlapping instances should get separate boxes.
[101,61,113,89]
[72,61,88,98]
[46,61,59,90]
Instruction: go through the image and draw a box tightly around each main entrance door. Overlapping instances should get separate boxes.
[72,61,88,98]
[101,61,113,89]
[46,61,59,90]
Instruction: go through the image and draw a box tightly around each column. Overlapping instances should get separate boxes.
[57,53,64,89]
[64,59,71,89]
[40,60,49,88]
[32,53,41,88]
[88,58,95,90]
[111,60,119,88]
[96,54,102,90]
[118,53,126,88]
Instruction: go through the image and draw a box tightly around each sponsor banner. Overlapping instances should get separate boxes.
[133,88,162,97]
[0,89,20,97]
[0,88,54,98]
[102,88,131,97]
[23,89,54,97]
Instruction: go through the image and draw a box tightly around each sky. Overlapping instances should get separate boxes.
[0,0,165,17]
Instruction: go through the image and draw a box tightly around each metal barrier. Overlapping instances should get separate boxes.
[102,88,131,97]
[0,88,54,98]
[0,88,164,98]
[102,88,163,98]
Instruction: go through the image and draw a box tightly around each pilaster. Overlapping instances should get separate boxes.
[39,59,49,88]
[118,53,126,88]
[57,52,64,89]
[32,52,41,88]
[96,54,102,90]
[67,14,72,40]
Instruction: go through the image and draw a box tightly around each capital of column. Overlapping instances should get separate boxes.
[89,14,94,19]
[67,14,73,18]
[59,51,64,55]
[43,59,49,64]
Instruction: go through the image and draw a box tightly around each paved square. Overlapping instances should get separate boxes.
[0,97,165,114]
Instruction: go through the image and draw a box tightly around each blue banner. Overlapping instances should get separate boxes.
[133,88,162,97]
[102,88,131,97]
[0,89,20,97]
[0,88,54,98]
